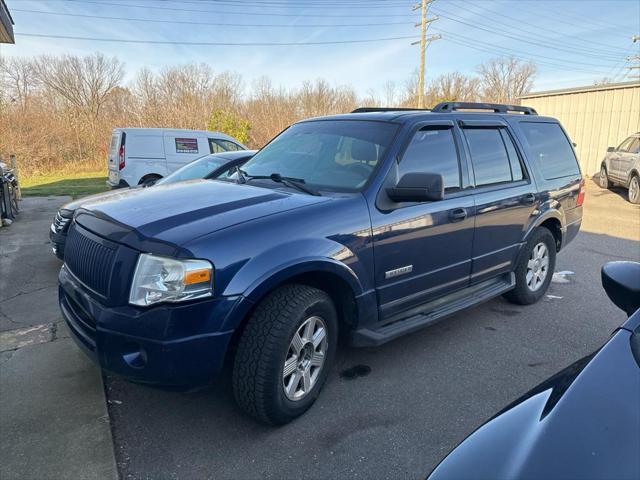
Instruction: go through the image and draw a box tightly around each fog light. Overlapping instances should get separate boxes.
[122,343,147,369]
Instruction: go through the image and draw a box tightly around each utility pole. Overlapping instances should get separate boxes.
[626,35,640,80]
[412,0,440,108]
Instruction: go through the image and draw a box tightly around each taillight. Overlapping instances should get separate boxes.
[118,145,125,170]
[576,179,586,206]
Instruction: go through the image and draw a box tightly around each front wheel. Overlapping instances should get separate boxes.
[504,227,556,305]
[628,175,640,204]
[232,284,337,425]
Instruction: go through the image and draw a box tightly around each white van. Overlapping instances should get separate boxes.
[106,128,247,187]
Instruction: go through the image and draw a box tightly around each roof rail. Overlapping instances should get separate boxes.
[432,102,537,115]
[351,107,430,113]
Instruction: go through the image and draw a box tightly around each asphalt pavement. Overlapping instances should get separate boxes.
[0,197,118,480]
[105,181,640,480]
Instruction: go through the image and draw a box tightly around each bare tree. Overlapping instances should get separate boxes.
[477,57,536,103]
[425,72,480,106]
[32,52,124,122]
[0,57,38,112]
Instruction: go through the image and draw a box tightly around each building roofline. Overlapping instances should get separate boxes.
[520,80,640,99]
[1,0,13,24]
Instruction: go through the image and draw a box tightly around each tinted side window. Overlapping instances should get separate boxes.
[501,130,525,181]
[521,122,580,180]
[464,128,512,186]
[209,139,243,153]
[399,128,461,191]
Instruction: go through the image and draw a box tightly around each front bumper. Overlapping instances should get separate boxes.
[59,265,237,387]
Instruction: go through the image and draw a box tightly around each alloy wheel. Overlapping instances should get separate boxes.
[629,177,639,203]
[526,242,549,292]
[600,166,608,188]
[282,316,328,401]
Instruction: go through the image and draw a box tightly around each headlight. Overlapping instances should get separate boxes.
[129,254,213,306]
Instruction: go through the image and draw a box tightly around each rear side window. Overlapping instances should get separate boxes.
[463,128,516,186]
[520,122,580,180]
[399,127,461,191]
[209,139,243,153]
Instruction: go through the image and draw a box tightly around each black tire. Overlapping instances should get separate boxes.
[504,227,556,305]
[140,175,161,187]
[599,165,611,189]
[628,174,640,204]
[232,284,338,425]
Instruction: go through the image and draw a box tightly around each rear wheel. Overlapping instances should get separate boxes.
[599,165,611,189]
[504,227,556,305]
[232,284,337,425]
[139,174,162,187]
[628,175,640,204]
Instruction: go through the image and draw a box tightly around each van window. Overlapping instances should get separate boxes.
[209,139,243,153]
[399,127,461,191]
[520,122,580,180]
[463,128,513,186]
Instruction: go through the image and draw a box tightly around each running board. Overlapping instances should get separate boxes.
[350,273,515,347]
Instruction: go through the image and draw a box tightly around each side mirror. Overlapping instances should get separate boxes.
[607,146,615,152]
[386,172,444,203]
[601,261,640,316]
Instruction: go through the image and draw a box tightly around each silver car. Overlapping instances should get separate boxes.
[600,132,640,204]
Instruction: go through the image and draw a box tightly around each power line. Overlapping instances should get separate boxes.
[448,0,627,54]
[15,32,421,46]
[11,8,413,27]
[434,29,619,72]
[59,0,418,18]
[431,7,625,62]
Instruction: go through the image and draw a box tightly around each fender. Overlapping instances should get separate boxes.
[522,207,564,247]
[218,238,368,332]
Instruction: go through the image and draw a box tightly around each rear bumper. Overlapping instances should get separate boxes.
[59,265,235,387]
[106,179,129,189]
[561,216,582,250]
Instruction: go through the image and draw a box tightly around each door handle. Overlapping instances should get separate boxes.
[449,208,467,222]
[523,193,536,205]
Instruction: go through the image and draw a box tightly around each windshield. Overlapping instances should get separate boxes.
[157,154,229,185]
[239,120,399,191]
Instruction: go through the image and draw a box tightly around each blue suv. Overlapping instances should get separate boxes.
[58,102,584,424]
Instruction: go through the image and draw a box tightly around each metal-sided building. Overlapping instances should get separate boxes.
[520,81,640,176]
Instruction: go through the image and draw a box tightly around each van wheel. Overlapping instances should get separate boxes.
[232,284,337,425]
[139,174,161,187]
[599,165,611,189]
[504,227,556,305]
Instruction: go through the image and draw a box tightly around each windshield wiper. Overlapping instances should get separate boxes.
[238,169,321,196]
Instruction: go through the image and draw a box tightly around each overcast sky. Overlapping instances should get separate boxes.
[3,0,639,95]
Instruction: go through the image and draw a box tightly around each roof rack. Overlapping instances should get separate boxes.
[351,107,430,113]
[432,102,537,115]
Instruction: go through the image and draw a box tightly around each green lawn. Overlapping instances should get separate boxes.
[20,172,109,198]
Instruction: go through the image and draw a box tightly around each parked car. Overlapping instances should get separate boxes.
[599,132,640,204]
[50,150,255,259]
[106,128,247,188]
[427,260,640,480]
[58,102,584,425]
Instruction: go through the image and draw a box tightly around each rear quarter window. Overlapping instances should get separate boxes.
[520,122,580,180]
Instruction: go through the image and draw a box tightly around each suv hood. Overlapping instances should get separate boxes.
[78,179,329,246]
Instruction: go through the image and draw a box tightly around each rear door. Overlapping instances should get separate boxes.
[460,120,538,284]
[371,121,475,322]
[619,137,640,183]
[107,130,123,186]
[611,137,634,181]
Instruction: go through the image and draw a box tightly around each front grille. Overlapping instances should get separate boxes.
[64,224,116,297]
[52,211,70,233]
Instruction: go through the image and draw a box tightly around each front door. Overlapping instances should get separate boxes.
[370,123,475,323]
